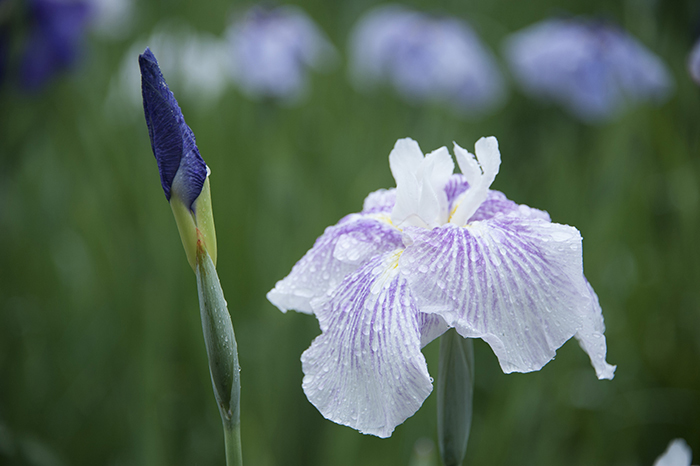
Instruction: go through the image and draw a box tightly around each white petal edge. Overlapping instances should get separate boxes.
[653,439,693,466]
[302,251,433,438]
[574,282,616,380]
[450,136,501,226]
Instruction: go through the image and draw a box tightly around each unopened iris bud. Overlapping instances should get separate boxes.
[139,47,217,270]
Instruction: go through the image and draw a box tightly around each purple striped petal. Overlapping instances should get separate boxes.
[267,216,403,314]
[301,251,434,437]
[470,190,550,222]
[361,188,396,215]
[444,175,549,223]
[139,48,207,209]
[400,218,615,378]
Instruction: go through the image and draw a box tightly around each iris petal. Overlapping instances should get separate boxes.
[401,218,615,378]
[301,252,433,438]
[361,188,396,215]
[390,139,453,228]
[139,48,207,208]
[267,216,403,314]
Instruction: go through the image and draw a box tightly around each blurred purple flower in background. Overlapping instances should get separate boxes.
[0,19,7,84]
[503,17,673,122]
[688,38,700,85]
[226,4,336,102]
[348,4,505,116]
[20,0,92,91]
[268,136,615,437]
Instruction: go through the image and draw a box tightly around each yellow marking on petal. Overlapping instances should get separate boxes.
[371,249,404,294]
[367,212,393,225]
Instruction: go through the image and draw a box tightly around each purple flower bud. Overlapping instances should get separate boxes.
[504,17,673,122]
[19,0,91,91]
[139,48,207,210]
[348,5,505,115]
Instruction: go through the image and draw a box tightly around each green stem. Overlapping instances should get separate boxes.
[195,244,242,466]
[437,329,475,466]
[223,419,243,466]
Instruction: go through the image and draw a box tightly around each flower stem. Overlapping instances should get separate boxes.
[223,418,243,466]
[437,329,474,466]
[195,243,242,466]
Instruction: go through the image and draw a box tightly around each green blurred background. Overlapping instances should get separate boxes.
[1,0,699,465]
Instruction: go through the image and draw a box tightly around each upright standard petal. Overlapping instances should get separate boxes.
[401,217,615,378]
[139,47,207,209]
[301,251,433,438]
[450,137,501,225]
[390,139,453,229]
[267,216,403,314]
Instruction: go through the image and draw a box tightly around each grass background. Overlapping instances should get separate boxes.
[1,0,699,464]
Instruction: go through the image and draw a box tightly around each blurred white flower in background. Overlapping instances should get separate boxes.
[106,22,230,117]
[348,4,505,116]
[89,0,133,39]
[226,4,337,102]
[503,16,673,123]
[653,439,693,466]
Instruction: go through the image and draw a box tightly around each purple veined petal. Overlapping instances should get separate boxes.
[361,188,397,215]
[301,251,435,438]
[417,311,449,347]
[401,218,615,378]
[267,216,403,314]
[688,38,700,86]
[19,0,91,91]
[444,174,470,211]
[139,48,207,209]
[469,190,551,223]
[653,439,693,466]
